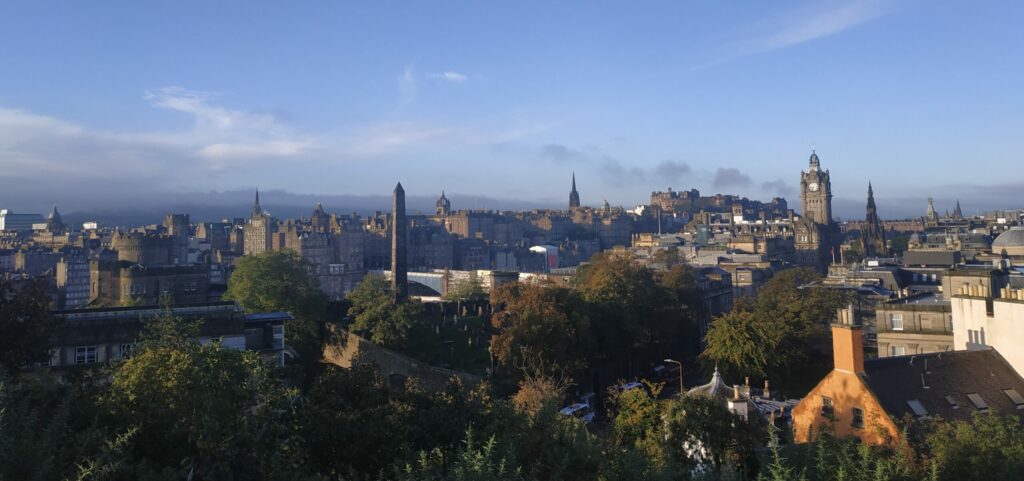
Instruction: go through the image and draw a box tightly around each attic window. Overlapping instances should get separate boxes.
[945,395,959,409]
[966,393,989,412]
[1003,389,1024,409]
[906,399,929,418]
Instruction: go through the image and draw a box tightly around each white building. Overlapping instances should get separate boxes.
[951,285,1024,377]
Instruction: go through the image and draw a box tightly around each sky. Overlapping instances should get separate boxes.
[1,0,1022,220]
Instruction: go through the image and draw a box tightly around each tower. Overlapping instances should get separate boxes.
[569,172,580,209]
[799,151,833,225]
[953,200,963,220]
[391,182,408,302]
[311,203,329,233]
[436,190,451,216]
[795,151,838,270]
[244,189,272,256]
[860,183,887,258]
[925,198,940,228]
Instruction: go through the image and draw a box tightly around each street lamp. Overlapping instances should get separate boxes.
[664,359,684,397]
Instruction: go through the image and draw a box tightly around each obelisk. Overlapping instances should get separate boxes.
[391,182,408,302]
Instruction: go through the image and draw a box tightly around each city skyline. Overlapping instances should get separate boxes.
[2,1,1022,218]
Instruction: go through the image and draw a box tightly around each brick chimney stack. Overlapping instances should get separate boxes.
[832,305,865,374]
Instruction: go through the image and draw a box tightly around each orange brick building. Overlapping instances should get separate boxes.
[792,307,1024,446]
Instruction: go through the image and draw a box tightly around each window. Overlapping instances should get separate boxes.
[851,407,865,429]
[966,393,989,412]
[945,395,960,409]
[891,313,904,331]
[890,345,907,357]
[906,399,929,418]
[119,343,134,360]
[821,396,835,418]
[75,345,97,365]
[1003,389,1024,409]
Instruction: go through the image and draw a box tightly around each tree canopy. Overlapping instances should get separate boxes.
[346,273,422,348]
[0,278,61,375]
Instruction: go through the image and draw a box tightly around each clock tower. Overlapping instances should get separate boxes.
[800,151,833,225]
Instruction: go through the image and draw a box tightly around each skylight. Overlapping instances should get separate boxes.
[945,395,959,409]
[906,399,929,417]
[1003,389,1024,408]
[966,393,989,411]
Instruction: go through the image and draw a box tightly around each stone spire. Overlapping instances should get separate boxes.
[925,197,939,227]
[391,182,408,303]
[436,190,451,216]
[569,172,580,209]
[953,200,963,220]
[253,189,263,217]
[860,182,887,257]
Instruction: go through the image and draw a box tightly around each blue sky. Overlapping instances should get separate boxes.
[0,1,1022,218]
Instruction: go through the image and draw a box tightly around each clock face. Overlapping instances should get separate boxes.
[809,182,819,192]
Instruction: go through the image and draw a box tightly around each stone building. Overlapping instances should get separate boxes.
[795,151,839,270]
[89,260,210,307]
[163,213,191,265]
[568,172,580,209]
[110,231,173,265]
[244,190,273,256]
[875,292,953,358]
[50,302,288,369]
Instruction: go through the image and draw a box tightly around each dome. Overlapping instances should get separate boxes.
[992,227,1024,256]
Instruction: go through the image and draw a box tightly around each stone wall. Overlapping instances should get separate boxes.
[322,325,482,392]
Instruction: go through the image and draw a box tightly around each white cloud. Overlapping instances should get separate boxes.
[0,86,554,193]
[695,0,896,69]
[427,71,468,83]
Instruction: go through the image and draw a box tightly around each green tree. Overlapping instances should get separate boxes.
[702,268,850,389]
[224,250,327,362]
[106,310,307,479]
[701,310,780,380]
[927,413,1024,481]
[346,274,423,348]
[0,278,61,375]
[664,394,760,477]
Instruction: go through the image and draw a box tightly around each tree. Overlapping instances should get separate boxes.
[927,413,1024,481]
[107,309,307,479]
[490,282,593,382]
[224,250,327,362]
[701,310,781,380]
[702,268,850,390]
[0,278,61,375]
[575,252,679,358]
[347,273,422,348]
[664,395,760,477]
[444,273,488,304]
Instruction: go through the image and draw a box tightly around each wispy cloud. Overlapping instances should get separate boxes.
[427,71,468,83]
[696,0,896,69]
[397,67,418,105]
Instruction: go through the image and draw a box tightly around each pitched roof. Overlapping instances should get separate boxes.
[861,349,1024,422]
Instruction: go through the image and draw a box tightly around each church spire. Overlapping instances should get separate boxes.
[253,188,262,216]
[569,172,580,209]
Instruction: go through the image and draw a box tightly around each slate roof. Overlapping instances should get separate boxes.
[861,349,1024,423]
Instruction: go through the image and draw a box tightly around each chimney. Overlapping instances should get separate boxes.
[763,379,770,398]
[832,305,865,374]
